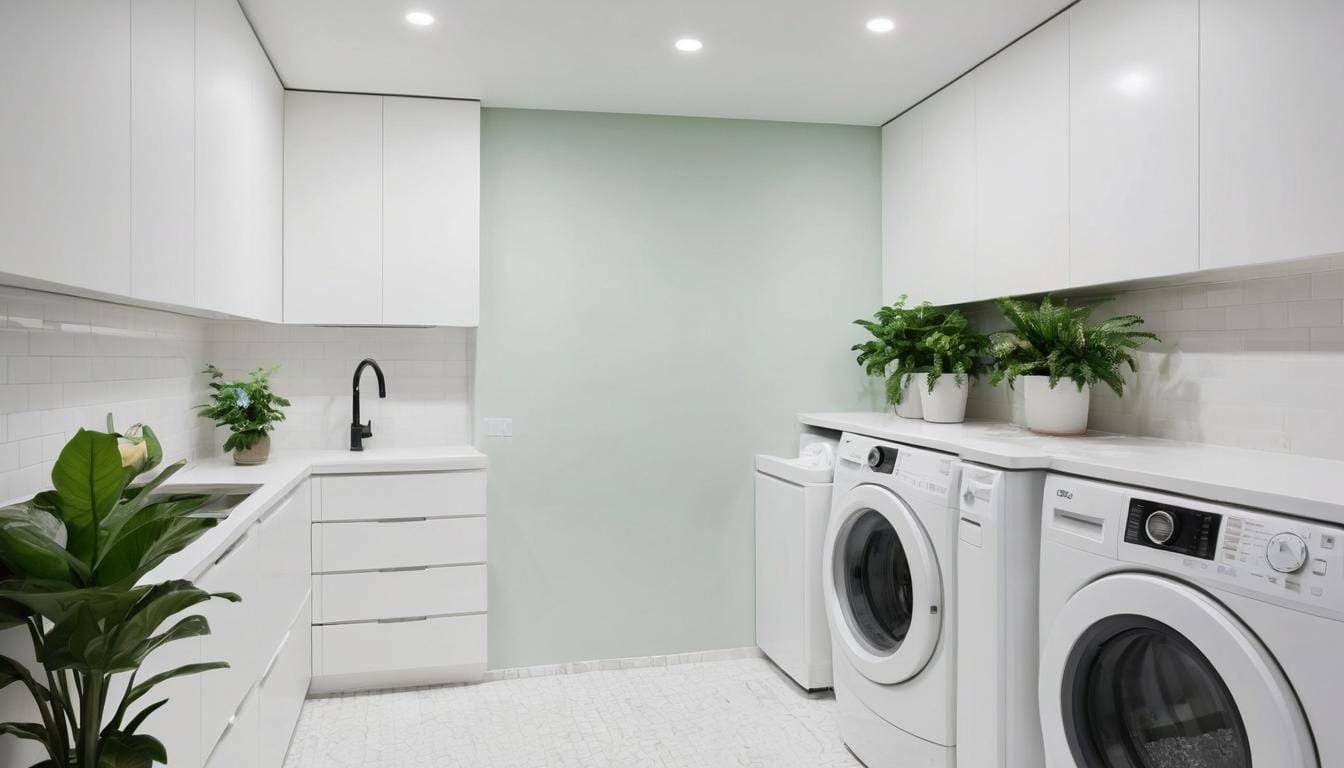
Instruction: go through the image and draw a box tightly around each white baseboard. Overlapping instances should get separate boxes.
[482,646,764,682]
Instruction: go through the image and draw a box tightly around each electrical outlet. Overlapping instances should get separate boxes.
[484,418,513,437]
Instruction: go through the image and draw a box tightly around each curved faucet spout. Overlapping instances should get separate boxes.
[351,358,387,451]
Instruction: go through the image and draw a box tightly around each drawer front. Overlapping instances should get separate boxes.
[313,516,485,572]
[317,470,484,521]
[258,481,311,659]
[260,598,311,768]
[196,528,260,756]
[203,683,259,768]
[313,613,486,678]
[315,564,485,624]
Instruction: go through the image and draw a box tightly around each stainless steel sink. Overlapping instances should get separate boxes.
[151,483,262,520]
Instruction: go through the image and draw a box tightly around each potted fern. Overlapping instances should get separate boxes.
[0,419,236,767]
[918,311,991,424]
[852,297,948,419]
[989,296,1159,435]
[197,365,289,465]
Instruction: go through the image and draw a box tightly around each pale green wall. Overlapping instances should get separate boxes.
[477,108,882,668]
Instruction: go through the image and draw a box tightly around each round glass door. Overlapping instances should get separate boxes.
[1066,616,1251,768]
[840,510,914,654]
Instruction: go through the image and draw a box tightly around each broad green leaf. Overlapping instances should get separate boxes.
[0,722,50,745]
[93,497,213,586]
[124,662,227,708]
[52,429,127,565]
[100,516,218,589]
[110,614,213,672]
[98,730,166,768]
[122,698,168,736]
[107,582,214,661]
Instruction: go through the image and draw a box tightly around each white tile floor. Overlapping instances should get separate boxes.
[283,658,863,768]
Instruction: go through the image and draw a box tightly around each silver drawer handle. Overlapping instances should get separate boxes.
[377,516,427,524]
[377,616,428,624]
[212,530,250,566]
[378,565,429,573]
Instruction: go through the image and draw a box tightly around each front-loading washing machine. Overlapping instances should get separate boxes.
[1038,473,1343,767]
[823,432,961,768]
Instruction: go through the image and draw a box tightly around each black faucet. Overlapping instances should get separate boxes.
[351,358,387,451]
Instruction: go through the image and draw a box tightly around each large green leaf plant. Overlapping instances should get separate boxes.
[0,419,236,768]
[852,296,949,405]
[989,295,1160,395]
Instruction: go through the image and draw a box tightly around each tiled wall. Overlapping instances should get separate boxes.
[0,286,475,501]
[0,287,210,500]
[965,254,1344,460]
[203,322,473,451]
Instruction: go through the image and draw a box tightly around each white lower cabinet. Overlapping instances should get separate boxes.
[141,636,203,768]
[260,598,313,768]
[310,470,488,693]
[258,481,313,657]
[203,683,259,768]
[196,526,260,755]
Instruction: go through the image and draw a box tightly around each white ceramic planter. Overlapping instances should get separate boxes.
[1024,376,1091,435]
[919,373,970,424]
[893,373,924,419]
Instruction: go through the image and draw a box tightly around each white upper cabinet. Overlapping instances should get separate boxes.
[0,0,132,295]
[881,107,925,306]
[1200,0,1344,269]
[1069,0,1199,287]
[283,92,385,325]
[285,91,481,326]
[131,0,197,307]
[919,76,977,305]
[382,98,481,327]
[974,14,1070,299]
[195,0,258,318]
[248,38,284,323]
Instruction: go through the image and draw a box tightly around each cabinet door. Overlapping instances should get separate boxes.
[131,0,196,306]
[141,636,203,768]
[382,98,481,326]
[1070,0,1198,287]
[881,109,926,306]
[0,0,131,295]
[248,43,284,323]
[195,0,254,317]
[203,683,259,768]
[196,528,260,757]
[258,482,311,659]
[975,14,1069,298]
[1201,0,1344,268]
[283,91,384,324]
[919,76,976,305]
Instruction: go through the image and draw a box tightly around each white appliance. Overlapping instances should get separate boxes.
[1038,473,1342,767]
[755,434,838,690]
[956,463,1047,768]
[823,432,961,768]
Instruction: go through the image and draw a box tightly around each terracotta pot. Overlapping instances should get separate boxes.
[233,433,271,465]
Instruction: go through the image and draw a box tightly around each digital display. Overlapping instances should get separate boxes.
[1125,498,1223,560]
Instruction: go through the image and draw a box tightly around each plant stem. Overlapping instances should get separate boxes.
[25,619,67,765]
[80,674,103,768]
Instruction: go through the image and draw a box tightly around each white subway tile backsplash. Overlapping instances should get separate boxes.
[966,262,1344,462]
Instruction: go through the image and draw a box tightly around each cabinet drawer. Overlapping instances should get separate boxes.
[312,613,485,693]
[260,598,311,768]
[258,481,311,660]
[317,470,484,521]
[313,516,485,572]
[196,528,260,756]
[203,682,258,768]
[315,564,485,624]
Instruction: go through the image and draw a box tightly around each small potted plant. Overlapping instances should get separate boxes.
[197,364,290,464]
[989,296,1158,435]
[918,311,990,424]
[0,418,237,767]
[852,297,948,419]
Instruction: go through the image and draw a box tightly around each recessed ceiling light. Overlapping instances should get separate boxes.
[405,10,435,26]
[675,38,703,53]
[866,17,896,33]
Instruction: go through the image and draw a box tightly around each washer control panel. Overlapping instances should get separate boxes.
[1121,496,1344,615]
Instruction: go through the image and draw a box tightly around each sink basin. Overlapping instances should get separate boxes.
[152,483,261,520]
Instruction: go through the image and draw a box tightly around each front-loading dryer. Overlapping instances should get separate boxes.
[1038,473,1342,767]
[824,433,961,768]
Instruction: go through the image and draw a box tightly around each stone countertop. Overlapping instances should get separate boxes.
[799,412,1344,525]
[143,446,488,583]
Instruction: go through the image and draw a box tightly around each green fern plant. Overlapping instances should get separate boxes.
[196,365,290,453]
[923,311,991,392]
[851,297,948,405]
[988,295,1160,395]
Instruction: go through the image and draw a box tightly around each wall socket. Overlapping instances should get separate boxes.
[484,417,513,437]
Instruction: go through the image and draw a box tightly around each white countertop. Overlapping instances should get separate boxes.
[799,412,1344,525]
[144,446,488,583]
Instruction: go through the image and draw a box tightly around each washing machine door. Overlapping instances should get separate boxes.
[1040,573,1317,768]
[823,483,943,685]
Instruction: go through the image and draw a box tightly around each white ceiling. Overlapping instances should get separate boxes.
[240,0,1071,126]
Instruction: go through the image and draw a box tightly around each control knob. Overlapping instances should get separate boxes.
[1144,510,1177,545]
[1266,532,1308,574]
[867,446,890,470]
